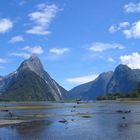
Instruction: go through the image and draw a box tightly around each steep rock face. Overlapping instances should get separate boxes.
[106,65,140,94]
[0,72,17,93]
[17,55,67,100]
[68,82,93,99]
[69,71,113,100]
[3,70,57,101]
[18,55,44,78]
[0,56,68,101]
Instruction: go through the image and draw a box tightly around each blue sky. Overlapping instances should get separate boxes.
[0,0,140,90]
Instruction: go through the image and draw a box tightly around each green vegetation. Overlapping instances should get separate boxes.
[97,83,140,100]
[1,70,56,101]
[96,92,140,101]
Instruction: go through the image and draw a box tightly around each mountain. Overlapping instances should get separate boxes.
[69,71,113,100]
[69,64,140,100]
[0,72,17,93]
[0,55,68,101]
[106,64,140,94]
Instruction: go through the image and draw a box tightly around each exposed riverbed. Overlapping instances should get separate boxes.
[0,101,140,140]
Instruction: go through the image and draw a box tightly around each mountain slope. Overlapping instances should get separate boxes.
[106,64,140,94]
[0,56,68,101]
[0,72,17,93]
[69,64,140,100]
[2,70,56,101]
[69,71,113,100]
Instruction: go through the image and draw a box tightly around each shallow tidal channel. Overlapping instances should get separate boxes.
[0,101,140,140]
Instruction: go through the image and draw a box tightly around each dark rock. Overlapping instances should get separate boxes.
[58,118,68,124]
[116,110,131,114]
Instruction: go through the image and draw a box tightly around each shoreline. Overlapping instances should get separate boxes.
[0,119,47,127]
[0,120,26,127]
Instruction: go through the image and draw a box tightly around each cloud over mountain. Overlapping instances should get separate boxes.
[120,52,140,69]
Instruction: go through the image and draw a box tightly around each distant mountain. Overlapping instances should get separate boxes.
[69,71,113,100]
[106,64,140,94]
[0,55,68,101]
[69,64,140,100]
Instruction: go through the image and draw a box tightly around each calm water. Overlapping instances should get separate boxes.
[0,101,140,140]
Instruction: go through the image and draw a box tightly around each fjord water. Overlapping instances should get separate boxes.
[0,101,140,140]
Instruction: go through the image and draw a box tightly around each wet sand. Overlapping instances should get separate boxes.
[1,101,140,140]
[0,120,26,126]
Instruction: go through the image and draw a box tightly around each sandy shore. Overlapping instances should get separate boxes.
[0,119,47,127]
[0,120,25,126]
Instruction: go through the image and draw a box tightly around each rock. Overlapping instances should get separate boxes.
[116,110,131,114]
[58,118,68,124]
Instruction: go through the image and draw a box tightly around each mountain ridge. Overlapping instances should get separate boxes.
[0,56,68,101]
[69,64,140,100]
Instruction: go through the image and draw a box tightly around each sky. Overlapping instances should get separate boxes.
[0,0,140,90]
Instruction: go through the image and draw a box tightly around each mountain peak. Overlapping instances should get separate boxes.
[28,55,40,61]
[114,64,131,73]
[0,54,68,101]
[17,55,44,76]
[99,71,113,77]
[116,64,130,70]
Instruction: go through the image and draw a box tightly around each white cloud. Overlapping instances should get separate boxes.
[109,20,140,39]
[109,22,130,33]
[89,42,124,52]
[0,18,13,33]
[49,48,69,55]
[108,57,115,63]
[66,74,98,85]
[23,46,43,55]
[26,26,51,35]
[0,58,7,63]
[120,22,130,28]
[123,20,140,38]
[11,52,30,59]
[9,35,24,43]
[120,52,140,69]
[124,2,140,13]
[11,46,44,59]
[46,48,70,61]
[26,3,59,35]
[109,25,118,33]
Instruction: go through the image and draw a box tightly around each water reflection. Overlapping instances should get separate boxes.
[1,102,140,139]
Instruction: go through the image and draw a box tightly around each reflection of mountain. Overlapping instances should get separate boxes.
[0,56,68,101]
[14,120,50,135]
[69,64,140,100]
